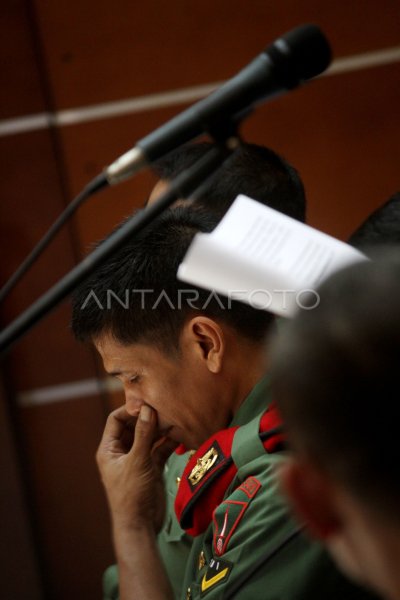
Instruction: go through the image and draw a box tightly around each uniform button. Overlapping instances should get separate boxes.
[186,587,192,600]
[176,476,181,487]
[198,551,206,570]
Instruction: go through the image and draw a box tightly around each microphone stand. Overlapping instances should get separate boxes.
[0,137,240,356]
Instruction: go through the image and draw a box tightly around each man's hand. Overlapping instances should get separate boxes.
[96,404,178,533]
[97,405,176,600]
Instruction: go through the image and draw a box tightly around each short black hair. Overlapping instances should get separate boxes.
[71,206,274,351]
[271,254,400,518]
[153,142,306,222]
[348,192,400,251]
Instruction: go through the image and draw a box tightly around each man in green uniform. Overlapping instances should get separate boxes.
[72,205,377,599]
[103,141,308,599]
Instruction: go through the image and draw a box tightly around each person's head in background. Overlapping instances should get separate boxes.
[348,191,400,252]
[270,255,400,600]
[148,141,306,222]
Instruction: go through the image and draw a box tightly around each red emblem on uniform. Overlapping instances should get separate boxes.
[238,476,261,499]
[212,477,261,556]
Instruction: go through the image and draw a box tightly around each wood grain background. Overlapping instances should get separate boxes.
[0,1,399,597]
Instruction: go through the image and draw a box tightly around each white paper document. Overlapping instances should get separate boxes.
[177,195,366,316]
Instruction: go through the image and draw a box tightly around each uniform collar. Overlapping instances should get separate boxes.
[229,375,271,428]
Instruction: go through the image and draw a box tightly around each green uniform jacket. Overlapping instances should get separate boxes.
[103,379,378,600]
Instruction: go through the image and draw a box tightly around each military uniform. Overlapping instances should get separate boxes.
[103,379,378,600]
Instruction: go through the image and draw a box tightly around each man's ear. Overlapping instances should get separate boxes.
[279,457,342,540]
[183,316,225,373]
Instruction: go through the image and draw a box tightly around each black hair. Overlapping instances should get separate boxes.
[348,192,400,251]
[271,253,400,518]
[71,205,273,351]
[153,142,306,222]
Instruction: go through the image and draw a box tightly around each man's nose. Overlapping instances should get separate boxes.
[124,390,144,417]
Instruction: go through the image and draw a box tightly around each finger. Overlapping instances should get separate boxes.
[128,404,158,466]
[97,406,137,460]
[102,406,135,442]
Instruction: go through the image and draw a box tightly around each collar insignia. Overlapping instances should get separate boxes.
[189,446,219,487]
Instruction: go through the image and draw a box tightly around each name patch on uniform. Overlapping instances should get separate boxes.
[200,557,232,596]
[212,477,261,556]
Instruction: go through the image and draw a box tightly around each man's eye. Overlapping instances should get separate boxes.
[129,375,141,384]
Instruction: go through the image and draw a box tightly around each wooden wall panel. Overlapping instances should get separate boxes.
[0,375,43,600]
[0,0,46,117]
[0,1,116,598]
[1,1,400,599]
[0,125,115,597]
[242,61,400,239]
[0,131,97,388]
[31,0,400,107]
[19,396,114,599]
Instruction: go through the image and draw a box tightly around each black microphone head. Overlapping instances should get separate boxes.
[265,24,332,88]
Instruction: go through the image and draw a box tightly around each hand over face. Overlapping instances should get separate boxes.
[96,404,178,533]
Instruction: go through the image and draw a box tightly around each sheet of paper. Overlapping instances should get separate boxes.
[178,195,366,316]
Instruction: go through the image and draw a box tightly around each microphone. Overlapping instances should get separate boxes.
[105,24,331,185]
